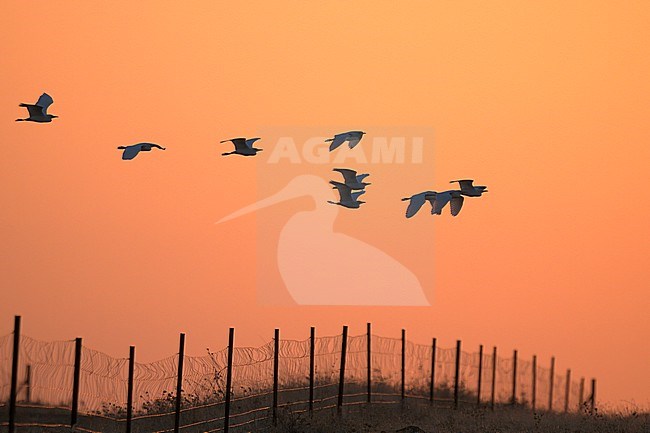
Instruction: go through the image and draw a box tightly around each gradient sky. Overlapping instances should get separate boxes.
[1,1,649,408]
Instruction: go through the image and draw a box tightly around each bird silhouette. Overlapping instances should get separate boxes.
[450,179,488,197]
[329,181,366,208]
[332,168,371,190]
[401,191,437,218]
[431,190,464,216]
[16,93,58,123]
[220,137,262,156]
[325,131,366,151]
[117,143,166,160]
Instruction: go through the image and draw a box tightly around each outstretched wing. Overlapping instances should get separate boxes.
[328,134,347,151]
[222,138,248,152]
[121,145,141,160]
[347,137,361,149]
[332,168,358,184]
[351,190,366,201]
[450,196,464,216]
[432,193,452,215]
[405,193,427,218]
[35,93,54,113]
[245,137,261,149]
[21,104,45,118]
[356,173,370,182]
[330,180,353,201]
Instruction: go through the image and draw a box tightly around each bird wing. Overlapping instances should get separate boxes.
[351,190,366,201]
[432,193,452,215]
[35,93,54,113]
[328,134,347,151]
[225,138,248,151]
[347,137,362,149]
[405,193,427,218]
[450,196,464,216]
[245,137,261,149]
[356,173,370,182]
[21,104,45,118]
[121,145,141,160]
[330,180,353,201]
[332,168,358,184]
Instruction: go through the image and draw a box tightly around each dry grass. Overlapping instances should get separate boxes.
[266,402,650,433]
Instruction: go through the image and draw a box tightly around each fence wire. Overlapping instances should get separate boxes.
[0,330,589,433]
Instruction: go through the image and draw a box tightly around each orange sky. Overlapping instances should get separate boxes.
[1,1,649,409]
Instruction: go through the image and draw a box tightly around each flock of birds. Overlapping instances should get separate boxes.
[16,93,488,218]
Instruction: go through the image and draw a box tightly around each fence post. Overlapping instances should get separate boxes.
[366,323,371,404]
[430,338,436,404]
[490,346,497,411]
[224,328,234,433]
[590,378,596,413]
[126,346,135,433]
[25,364,31,404]
[453,340,461,410]
[309,326,315,413]
[174,333,185,433]
[8,315,21,433]
[548,356,555,412]
[71,337,83,428]
[401,329,406,402]
[477,345,483,407]
[337,325,348,414]
[532,355,537,411]
[273,329,279,425]
[511,349,517,405]
[578,377,585,412]
[564,369,571,413]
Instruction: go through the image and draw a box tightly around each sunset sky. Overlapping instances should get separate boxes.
[1,1,649,408]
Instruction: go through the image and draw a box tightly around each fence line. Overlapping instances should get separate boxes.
[0,316,596,433]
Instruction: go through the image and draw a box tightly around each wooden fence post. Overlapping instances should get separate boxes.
[71,337,83,428]
[490,346,497,411]
[511,349,517,405]
[454,340,461,410]
[548,356,555,412]
[401,329,406,401]
[8,315,21,433]
[174,333,185,433]
[477,345,483,407]
[590,378,596,413]
[224,328,234,433]
[564,369,571,413]
[337,325,348,414]
[126,346,135,433]
[578,377,585,412]
[25,364,31,404]
[532,355,537,411]
[430,338,436,404]
[309,326,315,413]
[366,323,371,403]
[273,329,279,425]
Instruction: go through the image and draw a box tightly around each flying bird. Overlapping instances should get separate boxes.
[325,131,366,151]
[16,93,58,123]
[220,137,262,156]
[117,143,166,160]
[450,179,488,197]
[431,190,464,216]
[401,191,437,218]
[332,168,370,190]
[329,181,366,209]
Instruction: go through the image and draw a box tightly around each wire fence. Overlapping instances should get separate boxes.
[0,319,595,433]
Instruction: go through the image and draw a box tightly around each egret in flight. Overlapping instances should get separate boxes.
[16,93,57,123]
[401,191,437,218]
[332,168,370,190]
[325,131,366,151]
[431,190,464,216]
[329,181,366,209]
[220,137,262,156]
[450,179,488,197]
[117,143,166,160]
